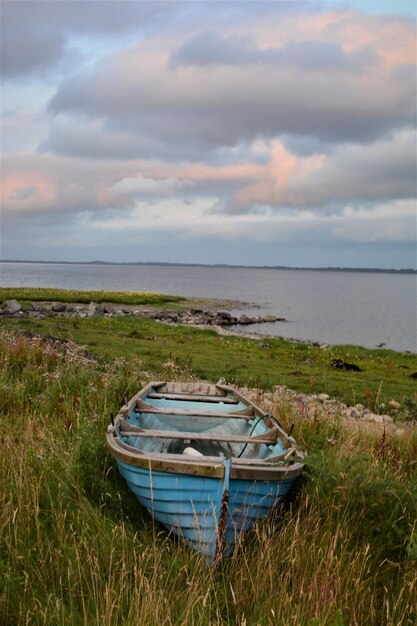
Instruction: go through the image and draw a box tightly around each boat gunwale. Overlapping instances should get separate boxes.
[107,431,304,480]
[108,380,304,480]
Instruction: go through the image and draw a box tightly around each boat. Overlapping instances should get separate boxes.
[107,380,304,561]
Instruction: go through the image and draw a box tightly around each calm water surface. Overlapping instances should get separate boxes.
[1,263,416,352]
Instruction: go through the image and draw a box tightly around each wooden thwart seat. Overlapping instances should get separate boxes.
[146,392,239,404]
[118,419,280,446]
[154,382,227,396]
[134,398,255,420]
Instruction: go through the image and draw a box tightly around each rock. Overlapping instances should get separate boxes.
[87,302,104,318]
[28,311,46,319]
[3,299,22,314]
[318,394,330,402]
[238,314,252,325]
[51,302,66,312]
[258,342,271,350]
[410,372,417,380]
[388,400,401,409]
[263,315,278,323]
[363,414,393,424]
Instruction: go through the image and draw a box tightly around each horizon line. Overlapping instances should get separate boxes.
[1,259,416,274]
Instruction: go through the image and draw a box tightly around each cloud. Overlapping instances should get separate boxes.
[171,30,379,72]
[1,0,181,78]
[2,2,416,268]
[81,196,416,248]
[3,129,414,224]
[109,174,193,198]
[46,20,415,160]
[225,130,416,212]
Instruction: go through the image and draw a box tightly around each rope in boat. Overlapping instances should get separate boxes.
[236,412,293,459]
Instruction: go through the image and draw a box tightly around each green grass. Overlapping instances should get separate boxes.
[0,329,416,625]
[2,314,416,409]
[0,287,185,306]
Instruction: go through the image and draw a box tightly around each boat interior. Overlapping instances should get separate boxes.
[116,382,294,462]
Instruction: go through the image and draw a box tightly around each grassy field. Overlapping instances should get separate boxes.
[1,311,416,625]
[2,314,417,410]
[0,287,185,307]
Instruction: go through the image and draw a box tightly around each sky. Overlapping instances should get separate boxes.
[1,1,416,268]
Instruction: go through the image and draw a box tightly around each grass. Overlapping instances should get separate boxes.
[1,316,416,624]
[2,314,417,409]
[0,287,185,306]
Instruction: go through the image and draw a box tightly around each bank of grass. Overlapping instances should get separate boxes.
[2,314,417,409]
[0,287,185,307]
[0,329,416,625]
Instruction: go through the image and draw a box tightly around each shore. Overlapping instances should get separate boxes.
[1,315,416,625]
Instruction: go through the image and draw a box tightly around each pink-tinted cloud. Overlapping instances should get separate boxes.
[2,2,416,267]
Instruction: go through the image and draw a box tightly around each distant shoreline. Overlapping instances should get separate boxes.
[1,259,415,275]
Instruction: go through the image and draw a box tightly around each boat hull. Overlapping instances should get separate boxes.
[116,459,293,559]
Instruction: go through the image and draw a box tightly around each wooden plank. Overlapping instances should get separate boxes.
[118,427,279,446]
[146,392,239,404]
[135,399,255,420]
[265,447,298,463]
[230,462,304,481]
[161,382,227,396]
[113,425,289,466]
[107,434,225,478]
[107,432,304,480]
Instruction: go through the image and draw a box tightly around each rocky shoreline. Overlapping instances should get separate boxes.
[242,385,415,434]
[0,298,287,328]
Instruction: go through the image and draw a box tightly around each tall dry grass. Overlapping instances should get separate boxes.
[0,331,416,625]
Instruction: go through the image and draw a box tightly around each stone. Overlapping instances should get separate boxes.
[87,302,104,318]
[238,314,252,325]
[28,311,46,319]
[388,400,401,409]
[3,299,22,314]
[318,393,330,401]
[51,302,66,312]
[364,414,393,424]
[263,315,278,323]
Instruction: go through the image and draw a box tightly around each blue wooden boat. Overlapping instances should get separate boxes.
[107,381,304,561]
